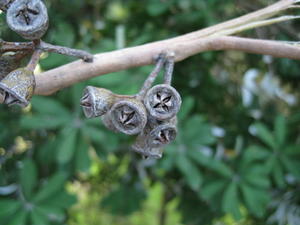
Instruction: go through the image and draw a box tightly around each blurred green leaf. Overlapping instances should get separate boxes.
[188,150,233,178]
[208,160,235,178]
[265,155,277,173]
[201,179,227,200]
[38,205,65,222]
[285,145,300,156]
[0,199,21,219]
[19,159,37,200]
[42,191,76,209]
[254,123,276,150]
[243,165,270,189]
[20,115,70,130]
[176,154,202,190]
[274,116,286,146]
[75,135,91,173]
[31,97,69,117]
[101,184,146,215]
[183,115,216,146]
[187,150,211,166]
[89,71,133,89]
[40,53,72,70]
[82,125,105,144]
[222,182,241,220]
[34,173,67,203]
[146,0,170,16]
[57,129,78,164]
[272,161,285,188]
[36,138,59,164]
[178,96,195,120]
[242,145,270,165]
[30,208,49,225]
[7,209,27,225]
[159,144,177,170]
[280,155,300,179]
[71,84,86,107]
[241,184,268,218]
[51,22,75,47]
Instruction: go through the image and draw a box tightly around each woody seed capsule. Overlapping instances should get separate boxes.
[6,0,49,40]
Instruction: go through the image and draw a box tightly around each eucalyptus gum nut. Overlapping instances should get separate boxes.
[0,68,35,107]
[148,123,177,147]
[131,138,163,159]
[144,84,182,121]
[80,86,115,118]
[131,117,177,158]
[0,92,4,104]
[6,0,49,40]
[101,113,118,132]
[0,0,15,12]
[109,98,147,135]
[142,116,178,148]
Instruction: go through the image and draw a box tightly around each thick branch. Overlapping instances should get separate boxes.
[34,0,300,95]
[35,36,300,95]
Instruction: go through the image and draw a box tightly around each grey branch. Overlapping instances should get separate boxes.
[35,35,300,95]
[10,0,300,96]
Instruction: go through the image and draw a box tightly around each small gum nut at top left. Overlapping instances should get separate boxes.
[80,86,116,118]
[6,0,49,40]
[0,67,35,107]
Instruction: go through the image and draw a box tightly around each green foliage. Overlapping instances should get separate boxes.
[101,183,146,215]
[0,159,75,225]
[1,0,300,225]
[251,116,300,186]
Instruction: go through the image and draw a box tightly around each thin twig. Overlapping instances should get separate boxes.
[176,0,296,42]
[137,54,166,98]
[26,49,42,71]
[211,15,300,38]
[164,57,175,85]
[0,40,93,62]
[39,41,93,62]
[0,40,33,53]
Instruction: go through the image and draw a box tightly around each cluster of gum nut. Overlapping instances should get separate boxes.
[0,0,92,106]
[80,53,182,159]
[0,0,49,106]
